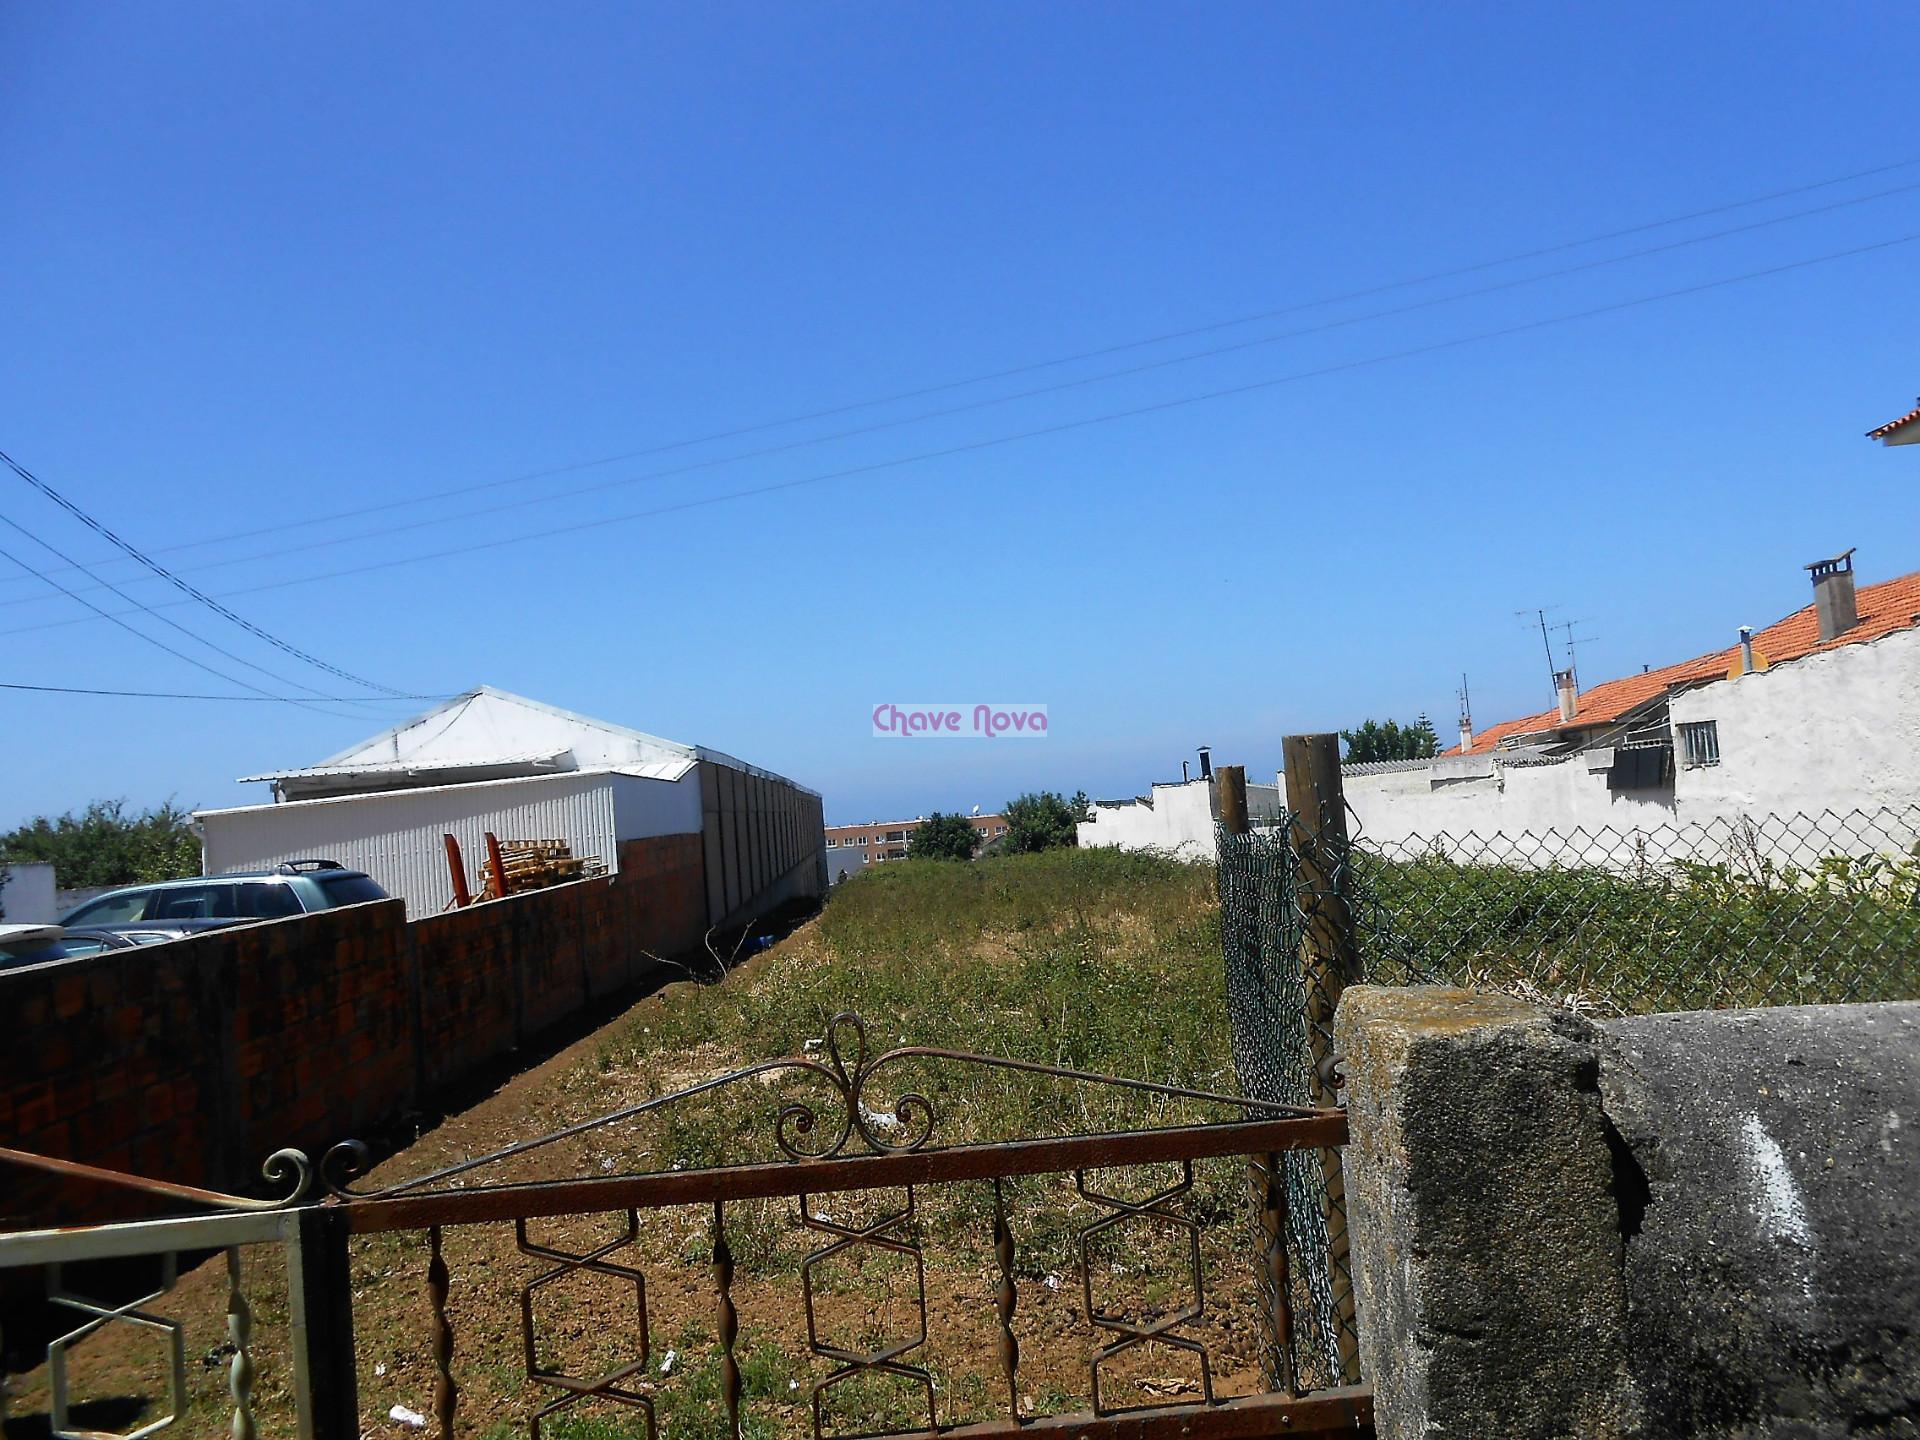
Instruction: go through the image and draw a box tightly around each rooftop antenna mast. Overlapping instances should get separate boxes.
[1517,606,1564,702]
[1553,618,1601,691]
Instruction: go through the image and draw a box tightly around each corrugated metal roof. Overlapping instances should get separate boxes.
[275,686,819,798]
[613,759,698,782]
[238,749,572,784]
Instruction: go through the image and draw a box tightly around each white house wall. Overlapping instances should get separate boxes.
[1077,780,1218,861]
[1343,756,1677,857]
[199,771,625,917]
[0,861,57,924]
[1669,623,1920,819]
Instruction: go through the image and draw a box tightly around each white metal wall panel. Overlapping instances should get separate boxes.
[199,772,622,917]
[609,770,704,841]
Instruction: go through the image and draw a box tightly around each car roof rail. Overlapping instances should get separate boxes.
[274,858,347,874]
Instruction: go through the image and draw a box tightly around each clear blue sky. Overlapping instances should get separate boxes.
[3,3,1916,829]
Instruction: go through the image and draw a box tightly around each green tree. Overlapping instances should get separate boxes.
[1070,790,1093,823]
[0,799,202,889]
[907,812,980,861]
[1341,716,1441,763]
[1001,791,1080,854]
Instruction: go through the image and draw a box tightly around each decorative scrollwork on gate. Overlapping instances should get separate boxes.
[319,1010,1311,1200]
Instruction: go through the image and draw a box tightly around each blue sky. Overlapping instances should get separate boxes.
[3,2,1916,829]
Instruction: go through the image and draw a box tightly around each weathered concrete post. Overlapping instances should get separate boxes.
[1338,988,1920,1439]
[1336,986,1641,1440]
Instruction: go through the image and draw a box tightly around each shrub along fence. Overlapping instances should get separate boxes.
[1354,802,1920,1013]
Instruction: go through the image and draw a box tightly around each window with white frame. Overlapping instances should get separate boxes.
[1678,720,1720,768]
[825,837,837,847]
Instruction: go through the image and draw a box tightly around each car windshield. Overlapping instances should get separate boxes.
[316,874,387,906]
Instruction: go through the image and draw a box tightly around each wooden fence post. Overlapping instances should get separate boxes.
[1281,732,1362,1383]
[1216,765,1249,839]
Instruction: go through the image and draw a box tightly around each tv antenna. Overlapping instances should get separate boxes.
[1553,619,1600,691]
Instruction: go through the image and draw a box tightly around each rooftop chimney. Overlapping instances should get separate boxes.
[1804,548,1858,642]
[1197,746,1213,780]
[1555,669,1578,722]
[1739,626,1755,675]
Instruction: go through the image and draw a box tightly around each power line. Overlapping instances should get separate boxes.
[0,508,373,712]
[0,448,414,696]
[1,680,452,703]
[8,155,1919,592]
[12,175,1920,611]
[0,536,376,720]
[6,226,1916,641]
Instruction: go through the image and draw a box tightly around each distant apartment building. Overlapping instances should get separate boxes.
[823,813,1009,877]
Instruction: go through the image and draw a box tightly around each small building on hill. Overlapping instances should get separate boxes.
[195,686,825,922]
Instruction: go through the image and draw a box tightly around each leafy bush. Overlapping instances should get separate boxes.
[1,798,200,887]
[905,811,979,861]
[1000,791,1079,853]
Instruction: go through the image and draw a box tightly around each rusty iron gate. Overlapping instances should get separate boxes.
[1,1012,1372,1440]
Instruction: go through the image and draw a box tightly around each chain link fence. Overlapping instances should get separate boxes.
[1355,803,1920,1013]
[1217,822,1358,1392]
[1220,798,1920,1390]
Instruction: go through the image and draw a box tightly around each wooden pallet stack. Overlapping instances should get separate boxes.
[492,838,603,894]
[442,832,608,907]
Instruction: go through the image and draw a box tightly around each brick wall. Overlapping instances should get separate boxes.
[0,832,708,1228]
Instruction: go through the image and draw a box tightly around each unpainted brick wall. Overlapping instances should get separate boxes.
[0,832,708,1228]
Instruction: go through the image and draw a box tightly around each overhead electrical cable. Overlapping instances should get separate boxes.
[7,227,1914,642]
[0,447,414,696]
[0,535,389,719]
[6,154,1918,590]
[9,177,1920,612]
[0,680,454,703]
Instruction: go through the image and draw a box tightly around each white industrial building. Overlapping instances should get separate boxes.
[196,687,825,920]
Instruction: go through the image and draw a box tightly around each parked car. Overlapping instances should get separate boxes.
[0,919,253,970]
[58,860,389,927]
[0,924,141,968]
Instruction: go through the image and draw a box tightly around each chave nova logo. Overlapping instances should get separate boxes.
[872,703,1049,739]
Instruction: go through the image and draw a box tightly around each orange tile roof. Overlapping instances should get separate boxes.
[1867,400,1920,441]
[1451,567,1920,756]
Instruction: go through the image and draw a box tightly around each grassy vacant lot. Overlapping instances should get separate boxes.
[9,849,1275,1440]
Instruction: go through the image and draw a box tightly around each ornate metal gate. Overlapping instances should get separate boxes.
[1,1013,1372,1440]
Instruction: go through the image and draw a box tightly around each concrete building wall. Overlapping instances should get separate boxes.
[1344,754,1676,854]
[1668,622,1920,818]
[0,833,708,1232]
[1076,778,1218,861]
[0,861,57,924]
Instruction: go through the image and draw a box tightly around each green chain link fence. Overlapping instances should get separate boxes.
[1354,803,1920,1012]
